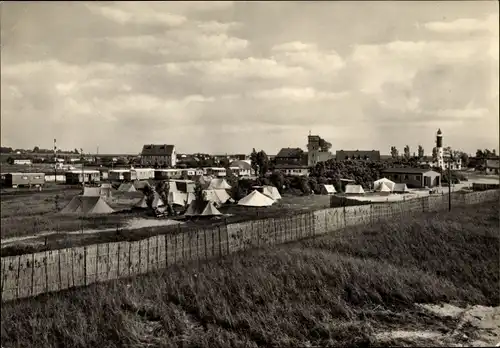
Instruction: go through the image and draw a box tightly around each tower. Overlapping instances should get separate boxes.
[307,134,320,167]
[436,129,444,169]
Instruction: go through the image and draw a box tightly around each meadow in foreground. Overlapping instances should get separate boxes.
[1,202,498,347]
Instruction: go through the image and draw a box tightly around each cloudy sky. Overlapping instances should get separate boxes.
[1,1,498,155]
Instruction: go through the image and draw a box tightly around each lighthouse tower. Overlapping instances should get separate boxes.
[436,129,444,169]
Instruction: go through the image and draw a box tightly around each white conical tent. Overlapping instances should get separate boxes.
[374,178,395,191]
[82,187,101,197]
[208,178,232,190]
[375,182,391,195]
[60,195,114,214]
[261,185,282,200]
[118,183,136,192]
[320,184,336,195]
[184,200,222,217]
[393,183,409,193]
[135,192,165,208]
[168,191,195,206]
[203,189,233,206]
[238,190,275,207]
[345,184,365,194]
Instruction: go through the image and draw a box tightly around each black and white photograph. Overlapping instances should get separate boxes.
[1,1,499,347]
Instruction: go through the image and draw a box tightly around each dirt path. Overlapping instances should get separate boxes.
[0,218,183,247]
[375,303,500,347]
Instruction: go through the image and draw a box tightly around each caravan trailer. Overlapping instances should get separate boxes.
[108,169,130,181]
[4,173,45,188]
[123,168,155,181]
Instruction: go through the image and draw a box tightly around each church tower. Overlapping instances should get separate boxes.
[436,128,444,169]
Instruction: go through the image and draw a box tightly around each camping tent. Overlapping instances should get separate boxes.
[393,183,409,193]
[345,184,365,195]
[168,191,195,206]
[208,178,232,190]
[83,185,112,198]
[203,189,233,206]
[171,180,195,193]
[373,178,396,192]
[261,185,282,200]
[238,190,275,207]
[320,184,336,195]
[82,187,101,197]
[118,183,136,192]
[184,200,222,217]
[375,182,391,196]
[135,192,164,209]
[60,195,114,214]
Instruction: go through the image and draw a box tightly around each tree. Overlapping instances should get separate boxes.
[270,170,285,193]
[250,148,259,175]
[417,145,424,159]
[460,152,469,167]
[390,146,398,159]
[194,181,206,203]
[6,157,14,165]
[33,146,40,153]
[403,145,410,159]
[256,150,269,177]
[318,138,332,152]
[432,147,438,161]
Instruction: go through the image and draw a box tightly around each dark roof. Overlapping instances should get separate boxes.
[141,145,174,156]
[276,147,303,158]
[486,159,499,169]
[382,167,439,174]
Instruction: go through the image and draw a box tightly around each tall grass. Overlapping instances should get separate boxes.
[1,202,498,348]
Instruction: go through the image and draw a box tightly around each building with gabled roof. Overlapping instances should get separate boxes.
[140,144,176,167]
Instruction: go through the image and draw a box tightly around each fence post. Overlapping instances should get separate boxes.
[156,234,160,271]
[138,240,142,274]
[95,245,99,283]
[16,255,21,299]
[117,243,121,278]
[106,243,110,280]
[165,234,168,267]
[45,251,49,293]
[31,253,35,296]
[204,228,208,260]
[225,223,230,255]
[147,235,150,272]
[343,205,347,227]
[58,249,63,290]
[83,247,87,286]
[218,225,222,256]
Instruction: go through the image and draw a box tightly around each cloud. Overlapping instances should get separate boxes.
[423,13,499,35]
[1,2,498,154]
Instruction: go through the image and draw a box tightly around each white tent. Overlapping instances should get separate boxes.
[135,192,164,209]
[345,184,365,195]
[374,178,396,192]
[60,195,115,214]
[375,182,391,196]
[117,183,136,192]
[168,191,195,206]
[238,190,275,207]
[184,200,222,217]
[320,184,336,195]
[203,189,234,206]
[393,183,409,193]
[261,185,282,200]
[83,186,112,199]
[208,178,232,190]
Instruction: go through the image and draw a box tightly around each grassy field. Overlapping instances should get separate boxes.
[0,187,142,240]
[0,189,331,257]
[1,202,498,347]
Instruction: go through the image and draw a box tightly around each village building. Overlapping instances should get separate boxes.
[140,144,176,167]
[381,168,441,188]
